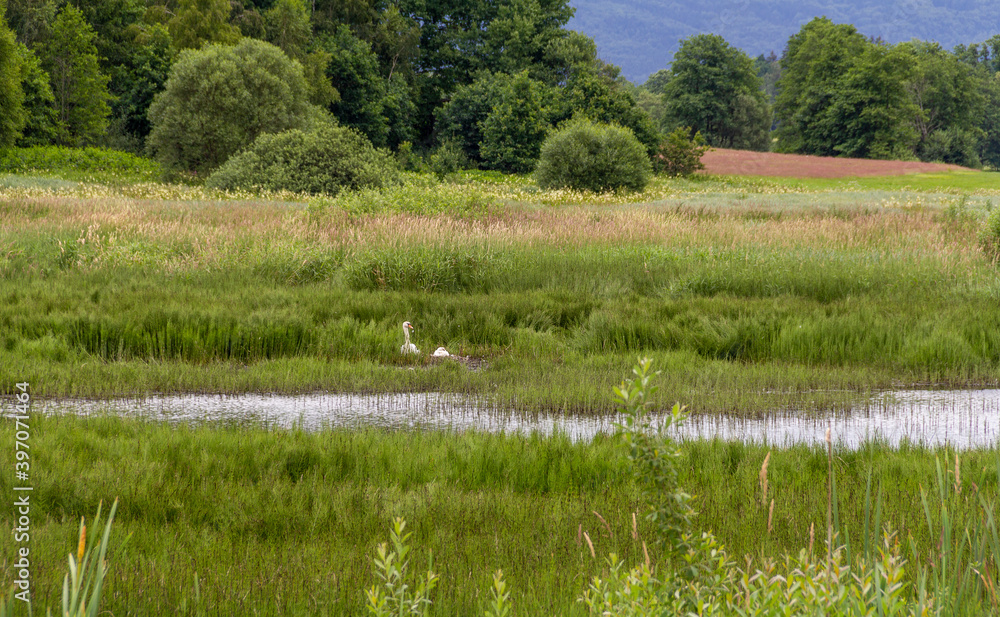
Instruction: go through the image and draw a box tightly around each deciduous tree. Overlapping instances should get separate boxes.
[774,17,868,155]
[662,34,770,151]
[107,23,173,149]
[0,10,26,148]
[167,0,240,51]
[978,72,1000,169]
[823,43,918,159]
[38,4,112,146]
[435,71,512,165]
[15,41,58,146]
[558,65,660,155]
[479,70,551,173]
[903,41,985,167]
[264,0,338,108]
[317,24,390,146]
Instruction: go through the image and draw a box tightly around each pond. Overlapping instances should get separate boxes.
[34,388,1000,449]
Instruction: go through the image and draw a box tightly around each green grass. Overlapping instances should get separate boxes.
[3,165,1000,410]
[5,158,1000,615]
[749,169,1000,194]
[2,237,999,411]
[0,414,997,616]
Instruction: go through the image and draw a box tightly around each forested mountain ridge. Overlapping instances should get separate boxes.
[568,0,1000,81]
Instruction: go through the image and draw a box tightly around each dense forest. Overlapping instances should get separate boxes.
[569,0,1000,82]
[1,0,999,181]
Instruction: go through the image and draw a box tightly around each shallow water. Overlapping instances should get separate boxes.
[33,388,1000,449]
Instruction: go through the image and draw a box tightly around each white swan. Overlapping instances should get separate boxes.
[432,347,450,357]
[400,321,419,355]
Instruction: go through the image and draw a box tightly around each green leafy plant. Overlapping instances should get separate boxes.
[535,117,652,193]
[0,500,121,617]
[653,126,709,177]
[428,139,469,181]
[365,517,439,617]
[205,123,398,195]
[586,361,922,617]
[395,141,426,172]
[483,570,511,617]
[614,357,694,551]
[0,145,160,181]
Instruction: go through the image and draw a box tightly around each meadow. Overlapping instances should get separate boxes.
[1,413,998,615]
[2,164,1000,413]
[2,151,1000,614]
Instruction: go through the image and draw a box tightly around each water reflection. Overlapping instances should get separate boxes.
[35,389,1000,449]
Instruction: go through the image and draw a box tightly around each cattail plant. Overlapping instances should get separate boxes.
[759,451,771,507]
[57,499,119,617]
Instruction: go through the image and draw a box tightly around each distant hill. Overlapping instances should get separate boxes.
[567,0,1000,83]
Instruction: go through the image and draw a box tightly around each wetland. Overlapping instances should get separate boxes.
[3,165,1000,614]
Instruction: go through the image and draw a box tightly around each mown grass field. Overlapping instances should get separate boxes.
[2,153,1000,614]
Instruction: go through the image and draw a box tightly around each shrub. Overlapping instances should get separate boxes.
[205,124,398,195]
[428,139,468,180]
[614,358,693,551]
[0,145,160,180]
[919,127,982,169]
[146,38,314,178]
[479,71,551,174]
[535,118,652,193]
[395,141,425,172]
[365,518,439,617]
[654,126,709,177]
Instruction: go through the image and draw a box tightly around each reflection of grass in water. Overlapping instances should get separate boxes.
[3,412,998,615]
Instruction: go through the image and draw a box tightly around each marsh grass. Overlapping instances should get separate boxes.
[345,246,512,293]
[3,168,1000,410]
[4,182,1000,408]
[1,414,998,615]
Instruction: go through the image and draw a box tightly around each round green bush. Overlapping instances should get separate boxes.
[535,118,652,193]
[205,124,399,195]
[147,39,313,177]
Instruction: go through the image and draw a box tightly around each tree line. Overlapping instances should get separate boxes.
[0,0,658,177]
[1,2,998,176]
[639,19,1000,169]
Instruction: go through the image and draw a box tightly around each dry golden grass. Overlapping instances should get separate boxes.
[0,184,985,278]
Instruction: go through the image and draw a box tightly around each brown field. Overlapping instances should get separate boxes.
[701,147,970,178]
